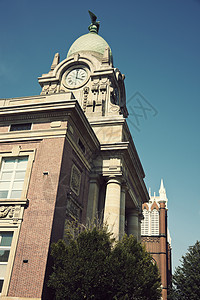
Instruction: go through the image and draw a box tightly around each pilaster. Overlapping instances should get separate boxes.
[119,185,126,240]
[86,175,100,223]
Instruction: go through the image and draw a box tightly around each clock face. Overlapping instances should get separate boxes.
[65,68,88,88]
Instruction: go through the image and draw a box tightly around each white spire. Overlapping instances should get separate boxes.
[149,187,151,197]
[159,179,167,201]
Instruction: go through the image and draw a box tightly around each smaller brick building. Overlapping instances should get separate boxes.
[141,179,172,300]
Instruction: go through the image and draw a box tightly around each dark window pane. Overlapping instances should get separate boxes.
[10,123,32,131]
[0,279,3,293]
[0,232,13,246]
[78,139,85,153]
[0,250,10,262]
[3,158,15,165]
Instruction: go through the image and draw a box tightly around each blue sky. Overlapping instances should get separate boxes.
[0,0,200,271]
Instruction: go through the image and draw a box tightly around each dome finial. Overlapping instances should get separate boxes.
[88,10,100,34]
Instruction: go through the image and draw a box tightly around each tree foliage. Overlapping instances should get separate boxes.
[168,240,200,300]
[48,226,161,300]
[110,235,161,300]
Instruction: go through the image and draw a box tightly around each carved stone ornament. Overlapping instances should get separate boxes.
[13,205,21,224]
[70,164,81,196]
[83,87,89,112]
[66,198,81,220]
[0,206,14,218]
[109,102,120,113]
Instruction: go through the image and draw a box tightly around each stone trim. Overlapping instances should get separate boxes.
[0,148,36,296]
[0,225,23,297]
[0,148,35,202]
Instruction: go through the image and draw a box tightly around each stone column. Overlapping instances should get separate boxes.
[86,176,100,223]
[119,186,126,240]
[103,177,121,240]
[127,209,139,240]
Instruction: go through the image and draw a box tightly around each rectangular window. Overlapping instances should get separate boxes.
[151,209,159,236]
[0,157,28,199]
[10,123,32,131]
[0,232,13,293]
[78,138,85,153]
[141,209,149,236]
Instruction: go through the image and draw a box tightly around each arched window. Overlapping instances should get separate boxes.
[141,209,149,235]
[151,209,159,235]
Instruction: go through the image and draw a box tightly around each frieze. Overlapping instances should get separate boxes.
[0,205,22,224]
[0,111,70,123]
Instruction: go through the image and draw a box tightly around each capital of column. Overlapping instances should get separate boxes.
[138,212,144,222]
[121,183,128,193]
[126,208,139,240]
[127,208,139,217]
[89,174,101,184]
[106,176,122,186]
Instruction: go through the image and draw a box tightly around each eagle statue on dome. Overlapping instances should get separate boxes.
[88,10,100,34]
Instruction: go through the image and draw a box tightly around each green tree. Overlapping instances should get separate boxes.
[110,235,161,300]
[48,226,161,300]
[168,240,200,300]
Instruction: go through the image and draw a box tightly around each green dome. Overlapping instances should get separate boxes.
[67,32,112,60]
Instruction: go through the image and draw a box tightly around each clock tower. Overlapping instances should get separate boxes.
[0,12,149,299]
[37,11,148,239]
[38,11,128,121]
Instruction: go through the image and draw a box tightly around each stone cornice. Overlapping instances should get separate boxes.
[0,99,77,116]
[89,116,125,126]
[0,92,73,106]
[100,142,129,151]
[100,141,149,203]
[90,118,145,180]
[0,94,100,151]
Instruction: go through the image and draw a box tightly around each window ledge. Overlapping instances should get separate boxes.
[0,199,28,206]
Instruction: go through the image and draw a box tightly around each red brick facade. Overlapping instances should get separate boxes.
[0,99,99,299]
[141,183,172,300]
